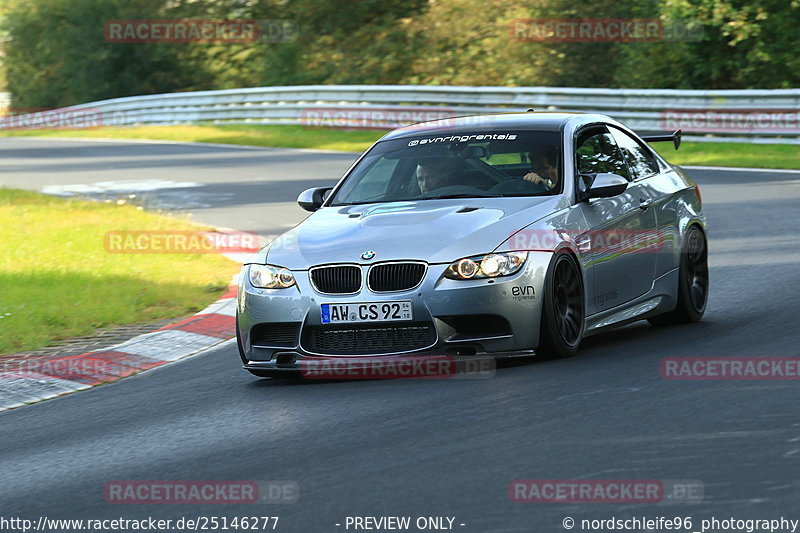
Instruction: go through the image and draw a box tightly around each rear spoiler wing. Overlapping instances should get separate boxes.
[640,129,681,150]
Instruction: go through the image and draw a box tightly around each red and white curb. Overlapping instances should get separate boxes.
[0,284,239,412]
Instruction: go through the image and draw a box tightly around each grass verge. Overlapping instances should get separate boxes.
[0,188,238,356]
[0,124,383,152]
[652,141,800,169]
[1,124,798,169]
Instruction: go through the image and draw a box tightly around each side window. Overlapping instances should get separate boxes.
[575,129,630,182]
[609,127,659,180]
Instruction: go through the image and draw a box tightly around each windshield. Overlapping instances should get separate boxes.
[329,131,562,206]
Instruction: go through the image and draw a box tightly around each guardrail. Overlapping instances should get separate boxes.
[3,85,799,143]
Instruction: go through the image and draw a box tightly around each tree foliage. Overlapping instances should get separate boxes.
[618,0,800,88]
[3,0,209,108]
[2,0,798,109]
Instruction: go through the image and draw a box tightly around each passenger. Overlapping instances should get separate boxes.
[415,159,461,193]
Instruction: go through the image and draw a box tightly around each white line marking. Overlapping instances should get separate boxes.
[683,165,800,174]
[42,179,201,195]
[197,299,237,317]
[111,330,220,361]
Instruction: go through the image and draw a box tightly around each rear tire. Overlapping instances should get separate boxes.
[537,252,585,358]
[648,225,708,326]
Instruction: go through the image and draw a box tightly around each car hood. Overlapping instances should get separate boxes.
[258,197,568,269]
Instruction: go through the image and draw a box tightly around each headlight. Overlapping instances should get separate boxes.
[445,251,527,280]
[249,264,296,289]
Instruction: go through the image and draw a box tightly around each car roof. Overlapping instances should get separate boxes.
[380,112,613,141]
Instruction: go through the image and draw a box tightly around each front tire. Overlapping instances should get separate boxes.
[537,251,585,358]
[648,225,708,326]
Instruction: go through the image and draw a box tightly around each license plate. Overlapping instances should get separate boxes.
[321,301,413,324]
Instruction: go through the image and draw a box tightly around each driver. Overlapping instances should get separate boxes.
[522,147,559,189]
[416,159,460,193]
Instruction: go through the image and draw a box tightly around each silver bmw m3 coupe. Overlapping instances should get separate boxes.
[236,112,708,377]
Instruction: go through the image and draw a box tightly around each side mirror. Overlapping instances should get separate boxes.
[581,173,628,200]
[297,187,332,212]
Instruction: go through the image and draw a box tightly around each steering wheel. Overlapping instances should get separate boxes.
[416,184,487,197]
[487,179,548,195]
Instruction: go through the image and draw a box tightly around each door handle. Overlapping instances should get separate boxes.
[638,198,652,211]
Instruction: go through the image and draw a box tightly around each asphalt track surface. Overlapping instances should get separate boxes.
[2,138,800,532]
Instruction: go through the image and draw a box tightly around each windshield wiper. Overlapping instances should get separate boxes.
[332,193,505,207]
[416,193,505,200]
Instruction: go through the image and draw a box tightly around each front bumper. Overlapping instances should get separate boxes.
[237,252,554,370]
